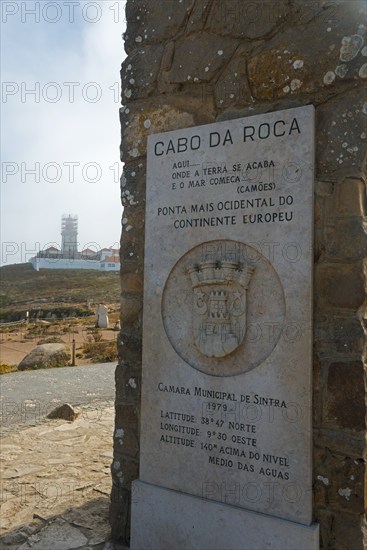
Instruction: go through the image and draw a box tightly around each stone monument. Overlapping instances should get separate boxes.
[111,2,367,548]
[95,304,109,329]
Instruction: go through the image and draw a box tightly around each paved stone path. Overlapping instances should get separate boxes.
[0,365,127,550]
[0,402,128,550]
[0,363,116,430]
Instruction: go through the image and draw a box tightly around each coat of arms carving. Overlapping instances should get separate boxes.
[187,260,254,358]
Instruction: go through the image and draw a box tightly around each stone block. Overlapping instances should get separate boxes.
[116,370,141,403]
[315,181,334,197]
[157,42,181,95]
[186,1,213,33]
[335,178,366,217]
[214,43,255,109]
[120,272,144,294]
[119,239,144,268]
[110,486,131,544]
[314,313,364,355]
[206,0,290,39]
[314,429,365,458]
[121,206,145,236]
[160,41,175,72]
[120,295,143,326]
[315,262,365,310]
[330,511,366,550]
[248,3,367,102]
[313,192,333,263]
[291,0,359,26]
[114,403,139,429]
[119,329,143,363]
[115,457,140,486]
[124,0,194,52]
[165,32,239,83]
[316,89,367,180]
[121,44,164,101]
[120,97,215,162]
[313,473,328,508]
[314,509,334,550]
[113,427,140,460]
[131,481,319,550]
[120,161,146,206]
[324,218,366,261]
[312,357,323,426]
[325,361,365,431]
[216,100,307,122]
[314,448,365,514]
[115,361,142,387]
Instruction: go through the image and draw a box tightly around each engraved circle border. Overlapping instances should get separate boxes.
[161,239,286,377]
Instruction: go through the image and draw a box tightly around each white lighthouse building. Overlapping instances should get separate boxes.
[29,214,120,272]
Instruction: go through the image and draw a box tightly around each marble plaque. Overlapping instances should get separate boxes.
[139,106,315,526]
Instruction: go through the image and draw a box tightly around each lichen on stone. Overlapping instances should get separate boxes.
[358,63,367,78]
[323,71,336,85]
[339,35,364,62]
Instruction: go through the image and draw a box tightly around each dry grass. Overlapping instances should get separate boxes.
[0,263,120,321]
[0,263,121,370]
[1,319,120,373]
[82,339,118,363]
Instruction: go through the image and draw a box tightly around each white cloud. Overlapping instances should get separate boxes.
[1,1,127,265]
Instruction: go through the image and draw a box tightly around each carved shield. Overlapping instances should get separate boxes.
[188,261,254,358]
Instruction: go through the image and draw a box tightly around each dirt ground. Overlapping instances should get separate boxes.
[0,319,119,368]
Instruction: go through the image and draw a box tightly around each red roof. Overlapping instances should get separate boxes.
[46,246,60,252]
[82,248,96,254]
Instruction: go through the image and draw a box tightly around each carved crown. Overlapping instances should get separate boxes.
[187,260,254,289]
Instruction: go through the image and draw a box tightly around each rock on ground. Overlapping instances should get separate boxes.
[18,344,71,370]
[47,403,80,422]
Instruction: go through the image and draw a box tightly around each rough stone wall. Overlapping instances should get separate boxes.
[111,1,367,547]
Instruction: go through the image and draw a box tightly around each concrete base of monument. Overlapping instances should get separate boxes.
[130,481,319,550]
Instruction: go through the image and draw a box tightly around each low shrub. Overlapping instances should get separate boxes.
[37,337,65,345]
[0,363,17,374]
[82,339,117,363]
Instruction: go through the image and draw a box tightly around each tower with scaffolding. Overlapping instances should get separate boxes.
[30,214,120,271]
[61,214,79,259]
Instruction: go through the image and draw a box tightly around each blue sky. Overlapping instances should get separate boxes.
[1,1,126,264]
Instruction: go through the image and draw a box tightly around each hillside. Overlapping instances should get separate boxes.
[0,263,120,320]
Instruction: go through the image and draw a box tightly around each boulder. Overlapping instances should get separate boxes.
[18,344,70,371]
[47,403,80,422]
